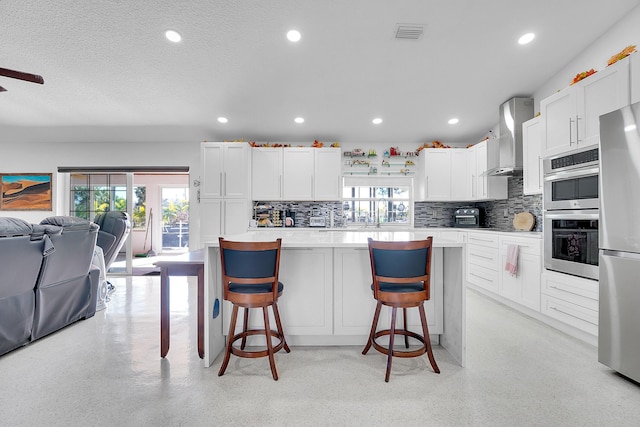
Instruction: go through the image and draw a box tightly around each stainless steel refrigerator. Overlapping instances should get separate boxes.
[598,101,640,382]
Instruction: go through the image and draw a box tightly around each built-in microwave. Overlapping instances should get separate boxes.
[543,147,599,210]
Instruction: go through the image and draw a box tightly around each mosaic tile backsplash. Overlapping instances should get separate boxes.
[254,177,542,232]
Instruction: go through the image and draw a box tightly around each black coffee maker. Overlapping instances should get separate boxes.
[285,210,296,227]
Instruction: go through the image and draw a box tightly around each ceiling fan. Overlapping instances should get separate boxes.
[0,67,44,92]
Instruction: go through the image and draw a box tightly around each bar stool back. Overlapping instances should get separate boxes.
[218,237,290,381]
[362,237,440,382]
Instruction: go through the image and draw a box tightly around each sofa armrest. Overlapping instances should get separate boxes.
[85,268,101,319]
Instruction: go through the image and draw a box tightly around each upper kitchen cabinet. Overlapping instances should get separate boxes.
[471,140,507,201]
[313,148,342,200]
[282,147,342,201]
[251,147,283,200]
[631,52,640,104]
[522,116,543,195]
[201,142,250,199]
[416,148,451,201]
[451,149,473,201]
[540,57,630,158]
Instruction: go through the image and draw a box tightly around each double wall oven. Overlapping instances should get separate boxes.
[543,147,599,280]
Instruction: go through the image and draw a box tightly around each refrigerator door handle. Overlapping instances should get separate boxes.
[602,249,640,260]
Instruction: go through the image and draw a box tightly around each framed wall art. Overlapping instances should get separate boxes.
[0,173,52,210]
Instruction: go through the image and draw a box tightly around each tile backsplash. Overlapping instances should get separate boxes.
[254,177,542,231]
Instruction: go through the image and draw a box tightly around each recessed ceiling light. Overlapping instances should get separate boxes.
[287,30,301,42]
[448,118,459,125]
[518,32,535,45]
[217,117,228,124]
[294,117,304,124]
[165,30,182,43]
[372,118,383,125]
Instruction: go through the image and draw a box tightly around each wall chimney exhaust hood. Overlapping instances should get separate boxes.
[486,97,534,176]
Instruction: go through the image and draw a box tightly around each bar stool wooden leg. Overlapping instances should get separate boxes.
[240,307,249,350]
[263,306,278,381]
[386,307,398,383]
[272,302,290,353]
[402,307,409,349]
[419,304,440,374]
[219,304,239,376]
[363,301,382,355]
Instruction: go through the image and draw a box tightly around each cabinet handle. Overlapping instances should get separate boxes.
[568,117,574,145]
[425,176,429,198]
[219,172,223,195]
[469,272,491,282]
[576,115,582,143]
[279,175,282,198]
[470,236,493,242]
[471,253,494,260]
[538,156,543,188]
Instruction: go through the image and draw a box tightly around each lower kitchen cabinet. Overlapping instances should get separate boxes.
[223,247,333,336]
[200,198,249,243]
[333,247,443,336]
[467,231,542,311]
[540,270,598,337]
[499,236,542,311]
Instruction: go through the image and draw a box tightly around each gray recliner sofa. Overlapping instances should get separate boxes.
[94,211,131,270]
[32,216,100,341]
[0,216,100,356]
[0,218,52,355]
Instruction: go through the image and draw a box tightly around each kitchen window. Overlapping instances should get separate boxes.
[342,177,411,226]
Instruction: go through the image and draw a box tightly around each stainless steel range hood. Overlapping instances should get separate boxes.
[486,97,534,176]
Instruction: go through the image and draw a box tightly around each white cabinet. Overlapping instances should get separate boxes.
[200,198,249,243]
[334,248,382,335]
[283,147,314,200]
[201,142,250,199]
[251,148,283,200]
[200,142,250,245]
[632,52,640,104]
[522,117,543,195]
[313,148,342,200]
[333,247,443,336]
[540,270,598,337]
[498,236,542,311]
[471,140,507,201]
[451,149,472,201]
[279,248,333,335]
[417,149,451,201]
[466,232,500,293]
[222,247,333,337]
[540,57,630,158]
[252,147,341,201]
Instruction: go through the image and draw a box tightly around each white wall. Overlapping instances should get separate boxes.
[533,4,640,112]
[1,133,205,248]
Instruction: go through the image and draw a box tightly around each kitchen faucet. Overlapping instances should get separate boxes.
[376,198,387,228]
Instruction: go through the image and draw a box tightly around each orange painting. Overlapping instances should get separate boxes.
[0,174,52,210]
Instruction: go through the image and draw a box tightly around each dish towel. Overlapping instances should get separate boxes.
[505,244,519,277]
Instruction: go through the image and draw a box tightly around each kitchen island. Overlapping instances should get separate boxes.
[203,230,466,368]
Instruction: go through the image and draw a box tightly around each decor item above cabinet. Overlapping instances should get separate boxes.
[540,57,630,158]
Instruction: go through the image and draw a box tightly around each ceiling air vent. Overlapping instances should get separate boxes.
[395,24,424,40]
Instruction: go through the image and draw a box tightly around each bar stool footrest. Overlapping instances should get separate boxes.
[372,329,427,358]
[229,329,286,358]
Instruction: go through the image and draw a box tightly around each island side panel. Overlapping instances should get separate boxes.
[440,245,466,367]
[204,245,225,368]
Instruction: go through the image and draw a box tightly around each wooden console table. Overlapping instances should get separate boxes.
[155,249,204,359]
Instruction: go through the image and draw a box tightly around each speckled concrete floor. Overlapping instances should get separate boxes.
[1,275,639,426]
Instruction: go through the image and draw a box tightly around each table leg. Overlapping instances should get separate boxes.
[160,268,170,358]
[197,265,204,359]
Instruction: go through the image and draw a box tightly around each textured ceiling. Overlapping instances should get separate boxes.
[1,0,639,144]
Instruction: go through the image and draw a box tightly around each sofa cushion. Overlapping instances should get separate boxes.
[0,217,32,237]
[40,216,99,232]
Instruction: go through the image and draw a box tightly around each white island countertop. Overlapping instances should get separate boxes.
[203,229,466,369]
[214,229,465,248]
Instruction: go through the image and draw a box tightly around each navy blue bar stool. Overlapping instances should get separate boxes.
[362,237,440,382]
[217,238,290,381]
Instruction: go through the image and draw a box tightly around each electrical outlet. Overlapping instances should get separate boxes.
[503,209,509,218]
